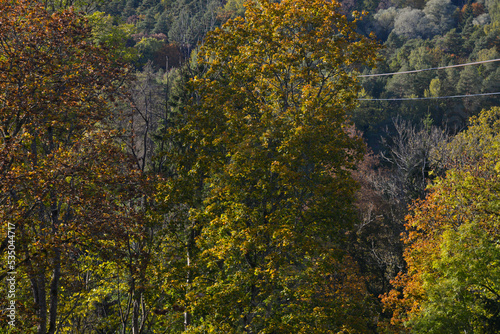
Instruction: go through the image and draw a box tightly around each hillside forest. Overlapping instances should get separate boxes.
[1,0,499,333]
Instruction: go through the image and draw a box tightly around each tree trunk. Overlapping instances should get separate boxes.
[36,271,47,334]
[47,247,61,334]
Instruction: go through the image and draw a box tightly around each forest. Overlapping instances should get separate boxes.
[0,0,499,333]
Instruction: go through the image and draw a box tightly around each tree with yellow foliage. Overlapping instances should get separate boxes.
[163,0,381,332]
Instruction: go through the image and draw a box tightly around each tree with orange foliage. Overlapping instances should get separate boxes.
[0,1,145,333]
[382,107,500,333]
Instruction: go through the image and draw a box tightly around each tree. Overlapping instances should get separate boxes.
[166,0,224,54]
[382,107,500,333]
[117,62,167,172]
[485,0,500,25]
[350,117,449,305]
[87,11,138,63]
[0,1,144,333]
[393,8,436,39]
[164,0,380,332]
[38,0,104,12]
[222,0,246,18]
[423,0,457,36]
[457,65,483,114]
[136,8,156,33]
[373,6,399,39]
[153,10,170,34]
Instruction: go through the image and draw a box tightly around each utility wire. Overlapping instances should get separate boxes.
[358,58,500,78]
[357,92,500,101]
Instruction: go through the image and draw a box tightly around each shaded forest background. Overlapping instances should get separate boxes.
[1,0,499,333]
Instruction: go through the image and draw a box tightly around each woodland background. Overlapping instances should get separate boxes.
[1,0,500,333]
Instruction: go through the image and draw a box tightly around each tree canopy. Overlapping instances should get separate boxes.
[1,0,499,332]
[0,1,145,333]
[161,0,381,332]
[382,107,500,333]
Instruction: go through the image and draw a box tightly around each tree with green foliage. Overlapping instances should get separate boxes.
[222,0,246,18]
[423,0,457,35]
[87,11,138,63]
[162,0,381,332]
[382,107,500,333]
[153,10,170,34]
[485,0,500,24]
[39,0,104,12]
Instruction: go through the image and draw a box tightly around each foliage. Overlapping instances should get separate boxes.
[382,107,500,333]
[350,117,448,308]
[38,0,104,12]
[87,11,138,63]
[160,0,382,332]
[393,8,433,39]
[0,1,145,333]
[355,0,500,149]
[0,0,498,331]
[222,0,247,18]
[423,0,457,35]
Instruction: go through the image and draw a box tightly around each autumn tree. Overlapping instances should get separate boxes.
[161,0,380,332]
[38,0,103,12]
[0,1,145,333]
[382,107,500,333]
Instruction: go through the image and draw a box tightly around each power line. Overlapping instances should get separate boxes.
[357,92,500,101]
[358,58,500,78]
